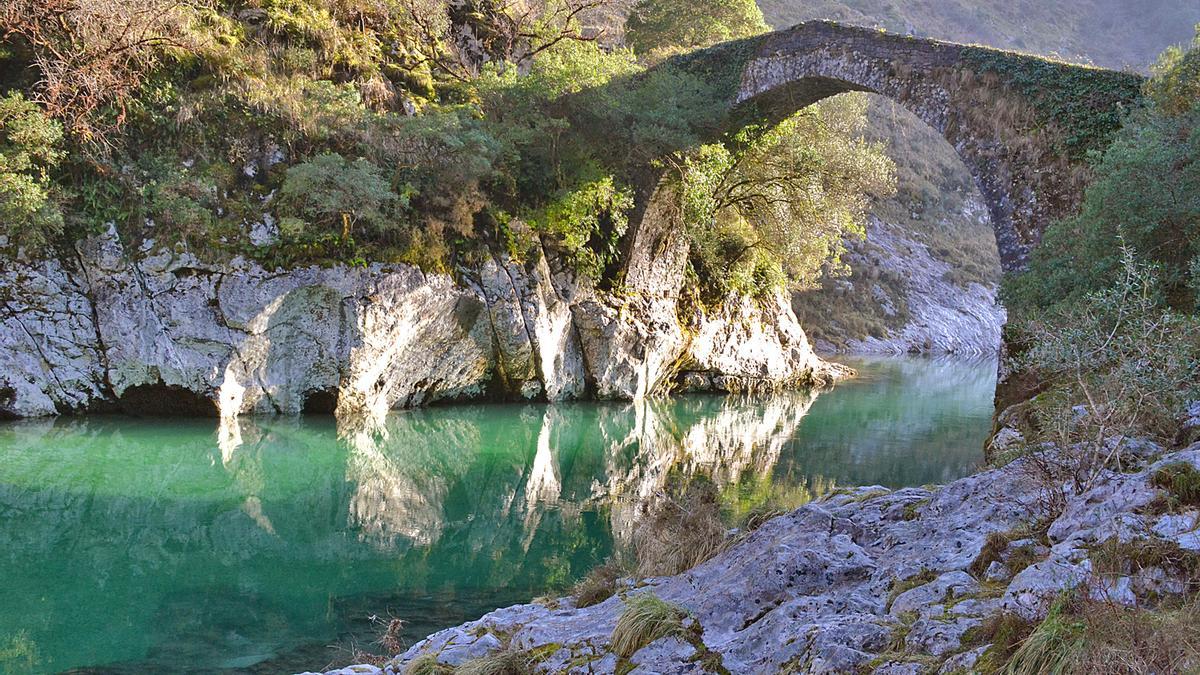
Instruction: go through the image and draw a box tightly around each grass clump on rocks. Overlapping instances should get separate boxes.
[404,654,455,675]
[456,649,533,675]
[1150,462,1200,509]
[572,560,625,609]
[633,475,727,578]
[994,593,1200,674]
[610,593,688,659]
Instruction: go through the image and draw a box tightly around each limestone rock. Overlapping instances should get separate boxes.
[1,229,841,418]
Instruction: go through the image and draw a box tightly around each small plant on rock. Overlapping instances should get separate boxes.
[610,593,688,658]
[457,648,533,675]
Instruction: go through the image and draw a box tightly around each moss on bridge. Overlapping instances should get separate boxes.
[959,48,1144,157]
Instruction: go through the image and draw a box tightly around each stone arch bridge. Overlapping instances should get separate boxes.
[619,21,1144,282]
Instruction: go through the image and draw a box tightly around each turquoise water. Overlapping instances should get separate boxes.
[0,356,997,674]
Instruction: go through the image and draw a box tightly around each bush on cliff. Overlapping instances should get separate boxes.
[1004,247,1200,500]
[0,92,65,249]
[1005,29,1200,314]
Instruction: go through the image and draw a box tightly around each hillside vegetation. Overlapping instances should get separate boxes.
[0,0,893,303]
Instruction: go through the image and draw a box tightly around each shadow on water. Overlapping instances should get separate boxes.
[0,355,996,674]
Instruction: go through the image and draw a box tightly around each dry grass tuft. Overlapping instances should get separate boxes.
[573,560,625,609]
[999,593,1200,675]
[456,648,533,675]
[610,593,688,659]
[633,476,728,578]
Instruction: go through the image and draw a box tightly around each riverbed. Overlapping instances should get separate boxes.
[0,355,997,674]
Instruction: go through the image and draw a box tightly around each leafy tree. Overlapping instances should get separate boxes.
[1146,28,1200,116]
[275,153,404,240]
[625,0,768,55]
[0,93,64,249]
[682,95,896,298]
[1006,30,1200,313]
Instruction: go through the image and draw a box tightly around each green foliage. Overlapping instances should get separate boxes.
[1146,28,1200,115]
[625,0,768,55]
[1006,35,1200,313]
[682,94,896,299]
[276,152,405,239]
[1011,248,1200,492]
[527,177,633,279]
[610,593,688,658]
[0,92,64,249]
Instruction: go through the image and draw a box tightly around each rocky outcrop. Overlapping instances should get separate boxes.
[0,227,844,419]
[795,213,1006,357]
[319,442,1200,675]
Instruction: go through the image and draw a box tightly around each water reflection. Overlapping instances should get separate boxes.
[0,356,995,674]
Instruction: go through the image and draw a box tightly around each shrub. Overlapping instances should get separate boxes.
[573,560,624,608]
[276,152,405,240]
[527,176,633,280]
[0,92,64,249]
[633,475,727,577]
[610,593,688,658]
[1010,247,1200,498]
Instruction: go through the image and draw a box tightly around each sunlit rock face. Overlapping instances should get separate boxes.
[683,293,851,391]
[801,213,1007,356]
[0,223,841,418]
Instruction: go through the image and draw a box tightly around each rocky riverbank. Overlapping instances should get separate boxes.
[310,435,1200,674]
[0,226,846,419]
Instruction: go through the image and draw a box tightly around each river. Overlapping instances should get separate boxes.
[0,355,997,674]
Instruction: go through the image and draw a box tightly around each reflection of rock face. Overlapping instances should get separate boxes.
[334,392,819,556]
[339,413,476,549]
[589,394,820,548]
[0,227,842,419]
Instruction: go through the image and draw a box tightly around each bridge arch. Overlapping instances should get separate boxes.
[619,21,1143,285]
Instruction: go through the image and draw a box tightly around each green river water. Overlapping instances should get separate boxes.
[0,356,997,674]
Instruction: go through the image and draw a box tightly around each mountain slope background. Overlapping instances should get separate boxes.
[758,0,1199,71]
[776,0,1200,353]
